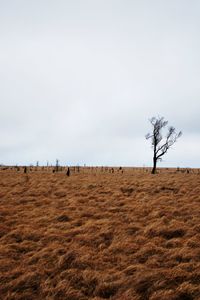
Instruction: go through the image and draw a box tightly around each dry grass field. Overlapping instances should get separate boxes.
[1,167,200,300]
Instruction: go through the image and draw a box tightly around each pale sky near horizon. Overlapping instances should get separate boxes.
[0,0,200,167]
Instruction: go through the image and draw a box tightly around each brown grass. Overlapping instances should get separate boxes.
[1,167,200,299]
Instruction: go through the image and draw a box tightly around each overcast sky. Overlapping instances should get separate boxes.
[0,0,200,167]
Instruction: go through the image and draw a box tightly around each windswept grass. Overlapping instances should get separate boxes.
[0,167,200,299]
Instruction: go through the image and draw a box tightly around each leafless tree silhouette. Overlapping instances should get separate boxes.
[146,116,182,174]
[55,159,59,172]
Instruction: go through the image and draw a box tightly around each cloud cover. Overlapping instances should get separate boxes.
[0,0,200,167]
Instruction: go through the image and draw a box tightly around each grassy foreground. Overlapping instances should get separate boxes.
[1,168,200,299]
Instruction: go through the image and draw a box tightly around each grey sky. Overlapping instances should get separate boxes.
[0,0,200,167]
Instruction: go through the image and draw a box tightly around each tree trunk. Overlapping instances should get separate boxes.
[151,157,157,174]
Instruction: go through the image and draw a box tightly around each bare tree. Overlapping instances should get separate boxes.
[66,167,70,176]
[146,116,182,174]
[55,159,59,172]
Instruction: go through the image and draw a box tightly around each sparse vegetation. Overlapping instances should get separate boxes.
[0,167,200,299]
